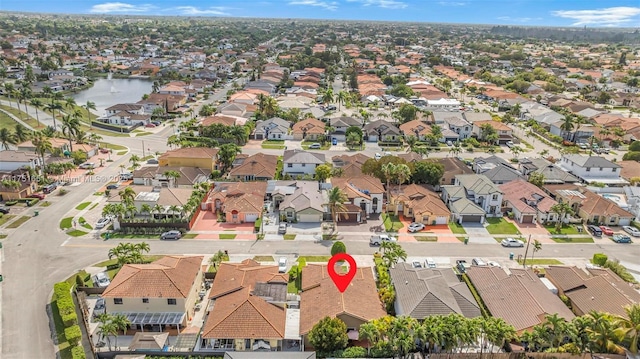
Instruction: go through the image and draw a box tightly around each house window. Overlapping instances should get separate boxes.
[492,194,498,200]
[114,298,123,305]
[586,167,591,171]
[142,298,149,303]
[302,163,306,167]
[613,167,617,172]
[287,163,293,168]
[167,298,177,305]
[213,338,234,349]
[610,217,616,223]
[599,168,603,171]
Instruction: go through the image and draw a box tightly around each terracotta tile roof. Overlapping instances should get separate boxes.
[399,119,432,137]
[292,118,325,135]
[200,115,237,127]
[473,120,512,132]
[397,152,424,163]
[159,147,218,160]
[332,153,370,168]
[467,266,574,332]
[499,179,557,213]
[210,259,288,299]
[206,182,267,214]
[390,184,451,218]
[619,161,640,181]
[102,256,204,298]
[436,157,474,175]
[546,266,640,318]
[331,175,385,195]
[229,153,279,179]
[299,264,386,335]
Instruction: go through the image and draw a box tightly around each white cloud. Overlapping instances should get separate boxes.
[497,16,542,23]
[552,6,640,26]
[347,0,408,9]
[288,0,338,11]
[89,2,155,13]
[172,6,231,16]
[437,1,467,6]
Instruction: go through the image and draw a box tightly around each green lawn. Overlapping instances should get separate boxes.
[219,233,237,240]
[67,230,88,237]
[381,213,404,232]
[39,201,52,207]
[0,214,16,227]
[262,140,286,149]
[322,234,338,240]
[544,224,581,235]
[0,109,19,130]
[283,234,297,240]
[0,234,7,239]
[517,258,563,265]
[415,236,438,242]
[6,216,30,228]
[60,217,73,230]
[552,237,595,243]
[448,222,467,234]
[298,256,330,263]
[75,202,91,210]
[89,203,99,210]
[253,256,275,262]
[104,143,128,151]
[182,233,198,239]
[485,218,520,235]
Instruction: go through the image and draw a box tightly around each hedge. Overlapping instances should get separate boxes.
[592,253,608,266]
[57,297,75,316]
[71,345,86,359]
[462,273,491,318]
[254,217,261,232]
[54,282,72,301]
[64,325,82,346]
[62,312,78,327]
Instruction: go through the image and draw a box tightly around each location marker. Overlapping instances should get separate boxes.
[327,252,357,293]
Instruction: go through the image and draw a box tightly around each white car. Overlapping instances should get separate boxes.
[374,153,382,160]
[501,237,524,247]
[407,222,425,233]
[623,226,640,237]
[95,217,111,229]
[369,234,397,246]
[278,257,287,273]
[79,162,95,169]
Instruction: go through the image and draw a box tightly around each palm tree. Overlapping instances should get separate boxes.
[336,90,348,110]
[3,83,15,108]
[32,132,52,174]
[359,322,380,356]
[118,187,136,205]
[168,205,181,219]
[110,313,131,349]
[381,162,396,205]
[395,163,412,194]
[327,187,348,232]
[61,115,80,152]
[64,97,76,111]
[616,304,640,353]
[163,170,181,188]
[322,88,334,105]
[550,202,574,232]
[140,204,152,217]
[97,320,118,351]
[560,115,575,141]
[14,123,30,143]
[30,98,43,128]
[587,310,624,354]
[45,101,63,130]
[0,128,16,150]
[129,154,141,170]
[83,100,96,123]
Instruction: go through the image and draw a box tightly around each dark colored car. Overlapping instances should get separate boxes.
[613,234,632,243]
[587,225,602,237]
[28,193,46,200]
[0,206,9,214]
[106,184,120,190]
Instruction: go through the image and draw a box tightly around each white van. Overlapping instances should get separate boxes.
[370,234,397,246]
[425,258,436,268]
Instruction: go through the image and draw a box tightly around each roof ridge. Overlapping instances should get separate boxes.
[248,295,285,336]
[162,263,189,298]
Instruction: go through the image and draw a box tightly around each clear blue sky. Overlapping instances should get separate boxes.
[3,0,640,27]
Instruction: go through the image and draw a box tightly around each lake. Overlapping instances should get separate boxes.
[72,78,153,116]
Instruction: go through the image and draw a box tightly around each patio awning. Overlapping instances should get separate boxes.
[115,312,185,326]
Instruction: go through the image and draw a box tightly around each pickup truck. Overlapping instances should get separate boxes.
[369,234,397,246]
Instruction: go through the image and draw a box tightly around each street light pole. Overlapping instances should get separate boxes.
[522,234,532,268]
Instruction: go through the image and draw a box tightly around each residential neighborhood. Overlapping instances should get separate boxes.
[0,7,639,359]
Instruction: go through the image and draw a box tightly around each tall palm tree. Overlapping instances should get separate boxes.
[530,239,542,267]
[118,187,136,205]
[83,100,96,123]
[140,204,152,217]
[0,128,16,150]
[32,131,53,174]
[61,114,80,152]
[327,187,348,231]
[64,97,76,111]
[336,90,348,110]
[616,304,640,353]
[381,162,396,205]
[14,123,30,143]
[560,115,575,141]
[110,313,131,349]
[395,163,412,194]
[359,322,380,356]
[550,202,574,232]
[322,88,334,105]
[129,154,141,170]
[3,83,15,108]
[587,310,624,354]
[44,101,63,130]
[30,98,43,128]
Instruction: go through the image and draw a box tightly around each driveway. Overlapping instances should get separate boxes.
[462,223,497,244]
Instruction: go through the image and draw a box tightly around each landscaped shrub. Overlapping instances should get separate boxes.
[341,346,367,357]
[5,201,17,206]
[331,241,347,255]
[57,297,75,316]
[604,260,637,283]
[71,345,86,359]
[54,282,72,301]
[62,312,78,327]
[64,325,82,346]
[592,253,608,266]
[254,218,262,232]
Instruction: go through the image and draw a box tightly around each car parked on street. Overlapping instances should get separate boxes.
[501,237,524,247]
[587,225,603,237]
[599,226,614,236]
[106,183,120,190]
[0,206,9,214]
[369,234,397,246]
[308,143,321,149]
[160,230,182,240]
[28,193,46,200]
[623,225,640,237]
[407,222,425,233]
[613,234,632,243]
[95,217,111,229]
[412,261,423,268]
[278,223,287,234]
[79,162,95,169]
[425,258,437,268]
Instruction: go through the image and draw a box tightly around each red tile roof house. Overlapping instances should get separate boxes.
[499,179,559,224]
[199,259,295,352]
[300,264,386,349]
[205,182,267,224]
[466,266,574,334]
[101,256,204,332]
[291,118,326,141]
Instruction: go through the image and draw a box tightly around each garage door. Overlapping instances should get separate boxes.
[521,215,535,223]
[339,213,360,223]
[461,215,483,223]
[298,214,320,223]
[435,216,448,225]
[245,213,259,222]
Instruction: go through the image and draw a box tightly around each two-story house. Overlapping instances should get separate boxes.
[472,120,513,144]
[444,116,472,140]
[331,175,385,215]
[102,256,204,331]
[363,120,401,142]
[158,147,219,172]
[441,174,503,223]
[499,179,559,224]
[329,117,363,141]
[399,119,432,141]
[558,155,627,186]
[282,150,325,178]
[253,117,291,140]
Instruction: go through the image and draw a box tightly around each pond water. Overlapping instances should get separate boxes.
[72,78,153,116]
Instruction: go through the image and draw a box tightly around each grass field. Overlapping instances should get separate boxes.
[283,234,296,240]
[517,258,563,265]
[6,216,30,228]
[448,222,467,234]
[253,256,275,262]
[415,236,438,242]
[75,202,91,210]
[485,218,520,235]
[182,233,198,239]
[298,256,330,262]
[544,224,581,235]
[552,237,594,244]
[219,233,237,240]
[381,213,404,232]
[0,214,16,227]
[60,217,73,230]
[0,109,19,130]
[67,230,88,237]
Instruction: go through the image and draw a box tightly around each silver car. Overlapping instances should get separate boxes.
[501,237,524,247]
[623,226,640,237]
[278,257,287,273]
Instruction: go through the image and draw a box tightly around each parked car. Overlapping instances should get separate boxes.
[308,143,321,149]
[0,206,9,214]
[332,138,338,146]
[369,234,397,246]
[599,226,614,236]
[160,230,182,240]
[613,234,632,243]
[147,159,159,164]
[145,123,156,128]
[27,193,45,200]
[93,272,111,288]
[623,225,640,237]
[578,143,588,150]
[487,261,501,268]
[99,148,110,154]
[587,225,603,237]
[446,140,453,147]
[501,237,524,247]
[95,217,111,229]
[412,261,423,268]
[92,298,106,318]
[43,183,58,194]
[151,121,161,126]
[278,223,287,234]
[120,172,133,180]
[456,260,471,273]
[278,257,287,273]
[106,183,120,190]
[472,258,487,266]
[425,257,436,268]
[407,222,425,233]
[506,141,515,148]
[326,105,337,111]
[374,153,382,160]
[79,162,95,169]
